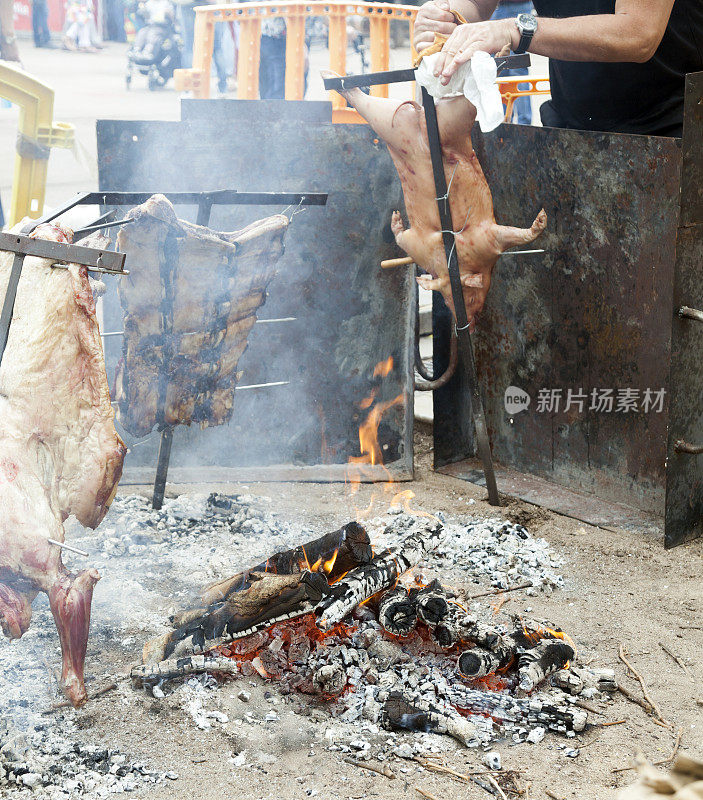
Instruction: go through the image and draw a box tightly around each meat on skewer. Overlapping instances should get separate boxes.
[0,223,126,707]
[324,71,546,329]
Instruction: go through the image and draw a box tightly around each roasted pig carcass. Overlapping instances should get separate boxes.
[115,195,288,437]
[326,73,546,329]
[0,223,126,706]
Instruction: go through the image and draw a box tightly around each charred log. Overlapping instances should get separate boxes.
[414,579,454,626]
[199,520,371,607]
[131,654,240,686]
[143,571,330,664]
[378,585,417,637]
[517,639,575,693]
[382,690,482,747]
[316,522,445,630]
[447,684,588,733]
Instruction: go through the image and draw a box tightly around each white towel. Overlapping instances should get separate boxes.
[416,50,505,133]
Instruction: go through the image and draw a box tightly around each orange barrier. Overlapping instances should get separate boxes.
[174,1,418,123]
[497,75,550,123]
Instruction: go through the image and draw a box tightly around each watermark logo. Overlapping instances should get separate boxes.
[504,385,531,415]
[504,386,666,415]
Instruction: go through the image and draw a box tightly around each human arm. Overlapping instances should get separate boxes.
[434,0,676,83]
[412,0,498,52]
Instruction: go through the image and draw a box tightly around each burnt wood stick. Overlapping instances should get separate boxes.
[143,572,330,663]
[517,640,575,692]
[378,585,418,637]
[382,690,482,747]
[415,579,455,626]
[458,648,505,679]
[447,684,588,733]
[198,520,371,608]
[316,522,445,630]
[131,655,241,686]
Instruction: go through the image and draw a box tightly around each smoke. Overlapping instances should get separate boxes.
[96,100,413,483]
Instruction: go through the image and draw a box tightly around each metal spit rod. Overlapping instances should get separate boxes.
[100,318,297,337]
[47,538,89,557]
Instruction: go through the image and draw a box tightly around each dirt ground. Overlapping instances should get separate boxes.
[45,423,702,800]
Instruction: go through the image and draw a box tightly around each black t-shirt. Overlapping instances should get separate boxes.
[532,0,703,136]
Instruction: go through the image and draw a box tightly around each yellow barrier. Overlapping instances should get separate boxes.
[174,1,419,123]
[0,63,75,226]
[497,75,551,123]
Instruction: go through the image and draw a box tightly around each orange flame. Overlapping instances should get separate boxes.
[322,549,339,575]
[373,357,394,378]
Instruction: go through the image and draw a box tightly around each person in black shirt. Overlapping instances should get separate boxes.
[412,0,703,136]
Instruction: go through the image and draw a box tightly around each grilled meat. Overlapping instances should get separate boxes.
[115,195,288,437]
[0,223,126,706]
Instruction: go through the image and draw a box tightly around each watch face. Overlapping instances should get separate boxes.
[517,13,537,33]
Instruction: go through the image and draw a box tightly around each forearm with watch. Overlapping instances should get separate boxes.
[433,0,674,83]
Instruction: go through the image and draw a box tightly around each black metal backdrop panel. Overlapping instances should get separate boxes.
[433,88,703,544]
[96,106,413,483]
[665,72,703,548]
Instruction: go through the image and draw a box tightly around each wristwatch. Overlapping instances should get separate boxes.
[514,12,538,54]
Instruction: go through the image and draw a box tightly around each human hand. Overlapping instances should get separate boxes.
[433,19,517,84]
[413,0,457,53]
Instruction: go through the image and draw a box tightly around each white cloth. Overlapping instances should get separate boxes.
[416,50,504,133]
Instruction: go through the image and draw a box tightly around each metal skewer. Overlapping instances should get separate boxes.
[236,380,289,391]
[47,538,89,557]
[73,217,137,236]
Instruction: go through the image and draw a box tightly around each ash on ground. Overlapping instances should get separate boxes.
[1,491,595,797]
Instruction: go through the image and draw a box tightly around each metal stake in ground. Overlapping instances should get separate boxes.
[420,86,499,505]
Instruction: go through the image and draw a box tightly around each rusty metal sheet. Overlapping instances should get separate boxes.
[96,107,414,483]
[439,123,681,514]
[665,71,703,547]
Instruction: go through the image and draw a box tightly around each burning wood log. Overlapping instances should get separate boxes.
[447,684,588,733]
[382,690,484,748]
[517,639,575,692]
[198,520,372,607]
[378,585,418,637]
[143,571,331,664]
[316,521,445,630]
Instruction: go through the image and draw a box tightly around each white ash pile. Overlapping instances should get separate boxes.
[129,504,600,753]
[373,512,564,594]
[0,716,177,799]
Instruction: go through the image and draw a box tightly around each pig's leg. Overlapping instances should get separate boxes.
[0,582,34,639]
[321,71,423,150]
[48,568,100,707]
[494,208,547,252]
[390,210,427,265]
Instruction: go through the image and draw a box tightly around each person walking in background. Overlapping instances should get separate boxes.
[32,0,52,47]
[63,0,97,50]
[177,0,230,95]
[258,14,286,98]
[490,0,533,124]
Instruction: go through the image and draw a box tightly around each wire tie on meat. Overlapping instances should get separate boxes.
[47,538,89,557]
[436,162,459,211]
[455,321,471,332]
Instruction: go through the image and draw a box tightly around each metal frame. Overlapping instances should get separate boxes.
[73,190,328,509]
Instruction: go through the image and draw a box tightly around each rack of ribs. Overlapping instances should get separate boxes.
[324,72,546,330]
[115,194,288,437]
[0,223,126,707]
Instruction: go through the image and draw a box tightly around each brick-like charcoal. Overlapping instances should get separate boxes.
[517,639,575,692]
[447,684,588,733]
[131,654,240,686]
[378,585,417,637]
[115,194,288,436]
[316,521,445,630]
[198,520,372,607]
[0,225,126,707]
[382,690,483,747]
[142,571,331,664]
